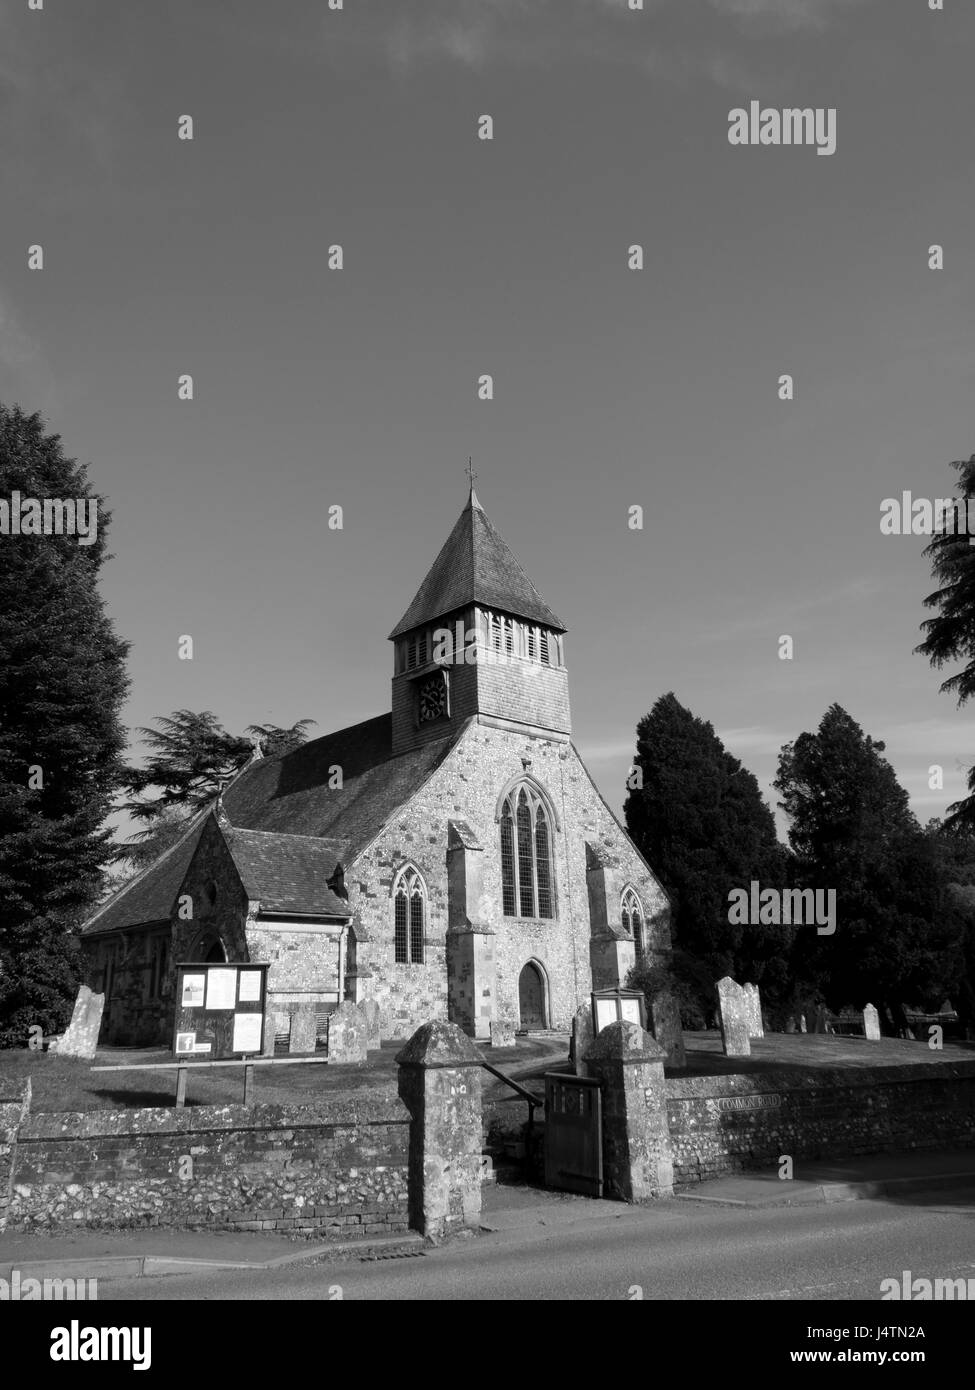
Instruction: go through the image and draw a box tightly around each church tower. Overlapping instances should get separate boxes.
[389,487,571,755]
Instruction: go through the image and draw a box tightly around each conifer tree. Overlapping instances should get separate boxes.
[624,692,787,1023]
[775,705,952,1031]
[917,453,975,828]
[0,406,129,1046]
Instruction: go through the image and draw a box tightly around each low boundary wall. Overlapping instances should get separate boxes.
[667,1060,975,1185]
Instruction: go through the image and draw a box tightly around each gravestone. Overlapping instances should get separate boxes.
[361,999,381,1050]
[490,1019,515,1048]
[650,992,687,1068]
[288,1003,318,1055]
[716,977,750,1057]
[799,1014,807,1033]
[863,1003,881,1041]
[569,1003,595,1077]
[785,1017,796,1034]
[50,986,104,1060]
[327,1001,368,1063]
[742,983,764,1040]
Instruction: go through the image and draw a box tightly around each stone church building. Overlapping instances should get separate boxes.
[82,488,673,1048]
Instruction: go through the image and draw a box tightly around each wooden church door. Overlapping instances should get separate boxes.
[518,962,545,1031]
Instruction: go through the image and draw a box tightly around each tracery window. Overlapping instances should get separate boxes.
[500,785,555,919]
[621,885,645,963]
[393,865,426,964]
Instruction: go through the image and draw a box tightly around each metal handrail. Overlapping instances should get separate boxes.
[480,1061,544,1116]
[480,1060,545,1164]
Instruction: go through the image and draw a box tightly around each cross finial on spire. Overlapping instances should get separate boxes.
[466,456,481,509]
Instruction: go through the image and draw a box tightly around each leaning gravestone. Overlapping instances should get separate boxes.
[50,986,105,1060]
[743,983,764,1039]
[651,992,687,1068]
[327,1001,368,1063]
[288,1003,318,1054]
[717,977,750,1057]
[361,998,381,1050]
[570,1003,595,1076]
[863,1003,881,1041]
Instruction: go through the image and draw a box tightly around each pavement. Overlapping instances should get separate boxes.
[2,1146,973,1284]
[672,1147,975,1208]
[0,1227,426,1283]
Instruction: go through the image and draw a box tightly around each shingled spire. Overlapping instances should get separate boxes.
[389,488,572,754]
[389,490,566,640]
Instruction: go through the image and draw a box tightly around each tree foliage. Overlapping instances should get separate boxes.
[775,705,954,1031]
[623,692,789,1023]
[116,713,316,865]
[0,406,129,1046]
[916,453,975,827]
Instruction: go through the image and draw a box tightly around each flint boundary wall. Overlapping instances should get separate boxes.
[667,1060,975,1185]
[8,1097,410,1236]
[0,1020,482,1239]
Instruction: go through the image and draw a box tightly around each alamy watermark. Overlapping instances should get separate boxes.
[727,881,836,936]
[880,492,975,543]
[728,102,836,157]
[50,1320,150,1371]
[881,1271,975,1300]
[428,620,543,667]
[1,1268,98,1300]
[0,492,98,545]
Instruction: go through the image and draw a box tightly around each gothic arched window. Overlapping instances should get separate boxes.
[393,865,426,964]
[500,784,555,919]
[621,886,644,963]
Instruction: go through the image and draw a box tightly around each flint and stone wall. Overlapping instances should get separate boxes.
[2,1022,484,1240]
[9,1097,410,1235]
[667,1060,975,1185]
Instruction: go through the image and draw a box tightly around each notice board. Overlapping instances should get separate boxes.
[172,962,269,1060]
[591,988,647,1036]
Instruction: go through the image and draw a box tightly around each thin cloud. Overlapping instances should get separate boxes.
[697,576,887,644]
[370,0,875,73]
[708,0,874,32]
[0,5,132,189]
[718,725,789,755]
[872,718,975,760]
[0,293,41,373]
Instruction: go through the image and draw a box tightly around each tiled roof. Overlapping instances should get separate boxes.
[388,489,566,638]
[221,713,459,847]
[223,828,351,917]
[81,813,209,937]
[83,714,462,935]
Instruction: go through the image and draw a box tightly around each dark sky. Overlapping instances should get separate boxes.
[2,0,973,834]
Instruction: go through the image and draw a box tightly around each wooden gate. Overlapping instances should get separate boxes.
[543,1073,603,1197]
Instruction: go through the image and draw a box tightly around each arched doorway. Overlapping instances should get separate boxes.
[518,961,546,1031]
